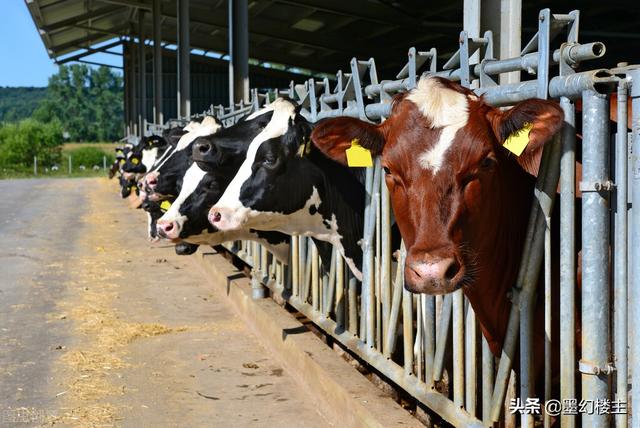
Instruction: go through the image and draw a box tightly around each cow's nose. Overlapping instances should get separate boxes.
[194,140,212,155]
[157,219,179,239]
[208,207,239,230]
[406,258,460,292]
[145,172,159,189]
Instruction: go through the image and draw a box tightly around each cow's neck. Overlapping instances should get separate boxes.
[307,149,366,279]
[463,163,536,356]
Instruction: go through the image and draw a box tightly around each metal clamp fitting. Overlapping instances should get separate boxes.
[579,180,615,192]
[579,359,616,376]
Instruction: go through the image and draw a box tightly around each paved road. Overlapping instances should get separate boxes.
[0,178,328,427]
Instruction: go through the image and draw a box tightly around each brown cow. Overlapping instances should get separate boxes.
[310,76,565,359]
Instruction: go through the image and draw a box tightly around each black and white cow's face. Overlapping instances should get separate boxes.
[155,109,274,240]
[143,116,222,201]
[208,99,366,279]
[208,98,334,231]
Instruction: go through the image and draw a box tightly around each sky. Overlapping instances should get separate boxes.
[0,2,122,87]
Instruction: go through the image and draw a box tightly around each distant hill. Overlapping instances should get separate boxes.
[0,87,48,122]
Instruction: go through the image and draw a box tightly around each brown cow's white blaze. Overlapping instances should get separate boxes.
[406,78,470,173]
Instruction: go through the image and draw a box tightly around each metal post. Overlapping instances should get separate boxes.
[628,68,640,428]
[228,0,249,105]
[33,156,37,175]
[580,89,610,428]
[68,155,72,175]
[130,41,138,135]
[138,10,146,137]
[103,156,107,171]
[153,0,163,124]
[614,80,629,428]
[177,0,190,118]
[463,0,481,66]
[559,97,577,428]
[482,0,521,84]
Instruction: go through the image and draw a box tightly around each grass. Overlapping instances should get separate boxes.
[1,142,118,180]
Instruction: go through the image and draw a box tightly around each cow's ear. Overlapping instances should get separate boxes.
[486,99,564,176]
[311,117,386,165]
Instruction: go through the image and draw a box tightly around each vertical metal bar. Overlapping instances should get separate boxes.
[177,0,190,118]
[348,276,358,334]
[433,294,452,381]
[324,248,337,317]
[291,237,299,296]
[581,89,610,428]
[422,295,435,386]
[311,243,319,311]
[482,337,494,425]
[335,254,345,330]
[614,81,629,428]
[138,10,146,136]
[463,0,481,65]
[465,302,477,416]
[152,0,163,124]
[228,0,249,104]
[381,170,392,339]
[453,289,465,407]
[544,210,552,428]
[362,162,377,346]
[415,295,423,381]
[629,68,640,428]
[559,96,577,428]
[385,244,405,357]
[402,287,414,376]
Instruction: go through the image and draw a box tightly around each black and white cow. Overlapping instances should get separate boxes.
[153,105,292,261]
[206,98,367,278]
[141,116,222,202]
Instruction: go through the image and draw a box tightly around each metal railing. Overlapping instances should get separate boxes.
[151,8,637,427]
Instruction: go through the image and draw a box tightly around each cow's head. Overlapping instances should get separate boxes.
[207,98,314,231]
[142,117,222,201]
[311,77,563,294]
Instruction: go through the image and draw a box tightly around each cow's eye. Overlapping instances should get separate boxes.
[262,155,278,168]
[480,156,496,169]
[382,166,391,175]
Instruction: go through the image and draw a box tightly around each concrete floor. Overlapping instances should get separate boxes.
[0,177,329,427]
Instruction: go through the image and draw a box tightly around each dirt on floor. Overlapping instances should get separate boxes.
[0,177,328,428]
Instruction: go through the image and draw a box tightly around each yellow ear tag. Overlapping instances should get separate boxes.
[345,139,373,167]
[503,123,533,156]
[131,158,140,165]
[119,159,125,165]
[160,200,172,212]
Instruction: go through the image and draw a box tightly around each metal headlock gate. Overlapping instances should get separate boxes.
[144,8,639,427]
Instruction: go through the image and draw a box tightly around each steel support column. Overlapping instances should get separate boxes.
[138,10,147,137]
[580,89,611,428]
[130,40,138,136]
[177,0,190,118]
[228,0,249,105]
[628,68,640,428]
[482,0,521,84]
[153,0,163,124]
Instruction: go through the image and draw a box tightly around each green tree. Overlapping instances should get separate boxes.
[0,119,63,169]
[34,64,123,141]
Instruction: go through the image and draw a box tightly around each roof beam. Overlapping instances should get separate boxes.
[42,4,123,32]
[56,39,124,64]
[75,59,123,69]
[98,0,152,11]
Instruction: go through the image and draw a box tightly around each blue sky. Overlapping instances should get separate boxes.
[0,2,122,87]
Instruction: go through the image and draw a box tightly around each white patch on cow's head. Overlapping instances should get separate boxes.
[158,163,206,235]
[212,98,297,222]
[152,119,222,174]
[175,118,221,151]
[407,77,469,173]
[141,147,158,171]
[246,102,277,120]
